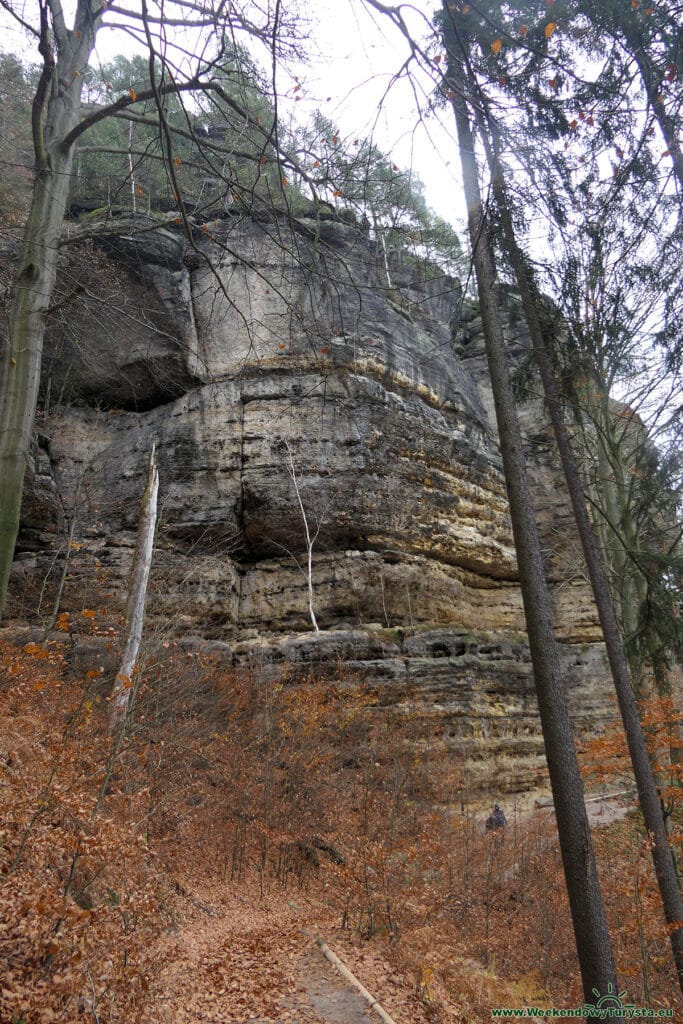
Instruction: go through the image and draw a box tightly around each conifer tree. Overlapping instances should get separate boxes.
[440,5,620,1004]
[435,0,683,990]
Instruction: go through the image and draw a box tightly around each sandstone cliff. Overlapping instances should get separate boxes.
[8,211,611,793]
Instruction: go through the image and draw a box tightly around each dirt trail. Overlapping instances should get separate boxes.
[143,878,414,1024]
[142,799,631,1023]
[286,951,377,1024]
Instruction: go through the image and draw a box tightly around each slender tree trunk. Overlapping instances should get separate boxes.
[109,445,159,733]
[42,474,83,639]
[372,213,394,289]
[481,128,683,990]
[0,170,73,612]
[284,441,320,633]
[128,120,137,214]
[442,10,619,1007]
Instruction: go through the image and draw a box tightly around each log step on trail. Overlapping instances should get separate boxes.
[312,937,398,1024]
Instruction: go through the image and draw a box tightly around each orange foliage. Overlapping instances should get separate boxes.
[582,694,683,806]
[0,639,167,1022]
[1,634,681,1021]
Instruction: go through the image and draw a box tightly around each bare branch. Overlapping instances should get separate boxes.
[0,0,40,37]
[105,1,227,29]
[62,76,205,149]
[32,0,55,165]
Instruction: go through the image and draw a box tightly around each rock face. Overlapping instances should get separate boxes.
[10,211,611,794]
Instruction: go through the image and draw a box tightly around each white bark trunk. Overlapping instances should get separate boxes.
[108,445,159,732]
[284,442,320,633]
[128,120,137,214]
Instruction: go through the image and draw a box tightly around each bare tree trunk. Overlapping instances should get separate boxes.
[128,120,137,214]
[478,124,683,991]
[371,213,394,289]
[442,10,619,1007]
[108,446,159,733]
[284,441,320,633]
[42,474,83,639]
[0,171,75,614]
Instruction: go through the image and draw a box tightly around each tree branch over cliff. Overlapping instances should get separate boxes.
[0,0,307,619]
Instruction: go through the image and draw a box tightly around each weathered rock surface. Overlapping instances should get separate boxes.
[8,212,612,793]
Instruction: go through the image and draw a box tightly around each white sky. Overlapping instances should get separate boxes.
[289,0,466,225]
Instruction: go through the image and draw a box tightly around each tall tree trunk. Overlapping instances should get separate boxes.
[479,124,683,992]
[442,10,619,1007]
[0,1,99,618]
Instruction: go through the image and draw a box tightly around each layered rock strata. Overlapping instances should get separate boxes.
[8,211,611,792]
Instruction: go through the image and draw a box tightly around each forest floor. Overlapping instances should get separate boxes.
[1,632,681,1024]
[139,798,632,1024]
[142,875,410,1024]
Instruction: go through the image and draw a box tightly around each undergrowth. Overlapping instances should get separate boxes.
[0,626,681,1023]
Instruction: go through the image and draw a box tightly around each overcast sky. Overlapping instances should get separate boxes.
[290,0,466,225]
